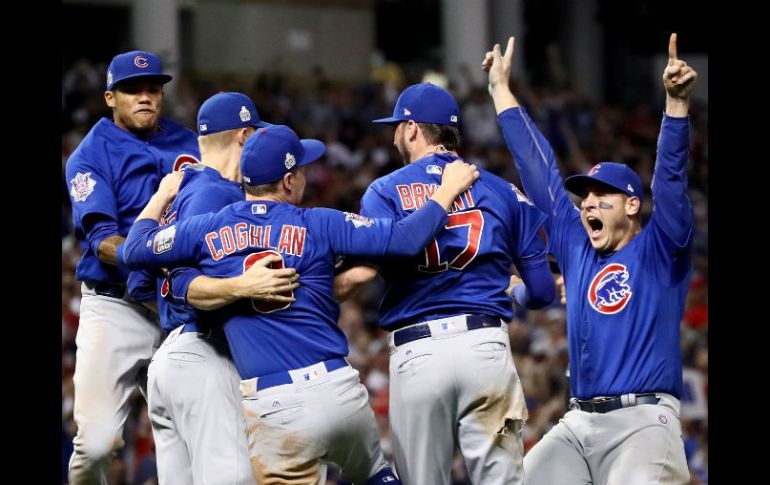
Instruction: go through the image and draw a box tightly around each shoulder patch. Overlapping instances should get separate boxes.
[426,164,442,175]
[510,183,534,206]
[344,212,374,228]
[153,225,177,254]
[70,172,97,202]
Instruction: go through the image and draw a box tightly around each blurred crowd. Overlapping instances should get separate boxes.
[62,56,708,484]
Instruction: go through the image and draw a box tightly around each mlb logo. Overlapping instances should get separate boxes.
[441,321,455,331]
[252,204,267,214]
[426,165,442,175]
[303,370,319,381]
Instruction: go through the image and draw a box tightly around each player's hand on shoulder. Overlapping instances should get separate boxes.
[158,171,184,199]
[442,159,480,193]
[238,254,300,302]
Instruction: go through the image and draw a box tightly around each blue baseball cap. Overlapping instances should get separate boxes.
[564,162,644,199]
[197,92,270,136]
[106,50,172,90]
[372,82,460,126]
[240,125,326,186]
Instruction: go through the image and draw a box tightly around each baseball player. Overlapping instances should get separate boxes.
[134,92,299,485]
[336,82,557,485]
[483,34,695,484]
[65,50,200,484]
[122,124,480,484]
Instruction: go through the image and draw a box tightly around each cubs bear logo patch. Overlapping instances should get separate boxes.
[587,263,632,314]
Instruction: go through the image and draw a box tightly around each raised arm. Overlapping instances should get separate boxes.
[653,33,697,247]
[483,36,583,264]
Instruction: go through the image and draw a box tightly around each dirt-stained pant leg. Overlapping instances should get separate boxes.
[388,322,527,485]
[455,325,527,485]
[69,286,161,485]
[241,363,386,485]
[388,334,457,485]
[149,327,255,485]
[322,368,389,483]
[523,414,592,485]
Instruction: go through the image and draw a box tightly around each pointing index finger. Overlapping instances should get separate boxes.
[668,33,677,61]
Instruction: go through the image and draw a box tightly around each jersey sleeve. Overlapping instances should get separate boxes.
[497,107,585,271]
[167,266,202,303]
[66,146,119,230]
[643,114,694,284]
[123,214,215,269]
[308,200,448,258]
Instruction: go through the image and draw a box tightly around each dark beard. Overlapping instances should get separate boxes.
[395,142,410,166]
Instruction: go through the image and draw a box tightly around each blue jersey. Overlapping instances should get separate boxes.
[123,199,449,379]
[156,164,244,333]
[359,152,548,328]
[498,107,693,400]
[66,117,199,283]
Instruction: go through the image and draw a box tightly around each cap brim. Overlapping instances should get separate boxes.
[254,120,273,128]
[298,139,326,167]
[563,174,631,198]
[371,116,402,124]
[110,73,173,90]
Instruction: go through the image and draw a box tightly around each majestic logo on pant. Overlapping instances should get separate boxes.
[587,263,632,314]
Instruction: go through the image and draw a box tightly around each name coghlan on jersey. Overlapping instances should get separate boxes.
[204,222,306,260]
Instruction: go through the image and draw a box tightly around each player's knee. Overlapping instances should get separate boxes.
[74,424,124,461]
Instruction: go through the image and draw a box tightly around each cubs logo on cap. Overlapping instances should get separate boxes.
[564,162,644,199]
[106,50,172,90]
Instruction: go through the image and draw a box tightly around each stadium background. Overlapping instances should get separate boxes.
[61,1,708,483]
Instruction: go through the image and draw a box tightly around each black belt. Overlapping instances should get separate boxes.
[393,314,502,347]
[572,393,660,413]
[85,281,127,299]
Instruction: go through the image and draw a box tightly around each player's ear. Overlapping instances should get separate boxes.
[625,196,640,217]
[236,127,252,146]
[406,120,419,141]
[104,90,116,108]
[282,171,294,192]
